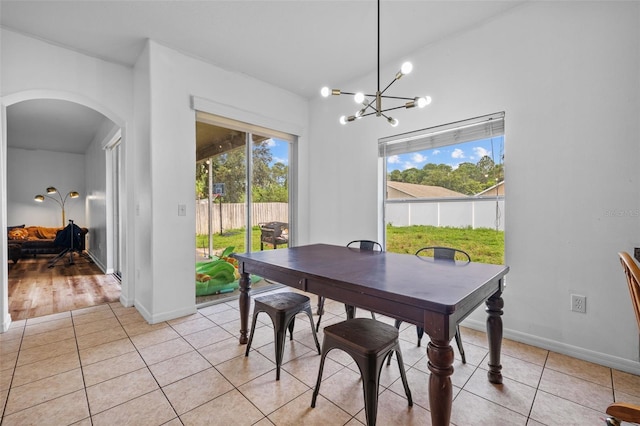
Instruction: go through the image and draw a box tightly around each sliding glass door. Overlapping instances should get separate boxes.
[195,112,294,258]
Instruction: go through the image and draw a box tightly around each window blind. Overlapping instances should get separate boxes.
[378,112,505,157]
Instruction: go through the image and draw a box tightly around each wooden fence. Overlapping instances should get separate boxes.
[195,200,289,234]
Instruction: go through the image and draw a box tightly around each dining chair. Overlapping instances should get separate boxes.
[605,253,640,425]
[311,318,413,426]
[388,246,471,365]
[315,240,381,332]
[245,292,320,380]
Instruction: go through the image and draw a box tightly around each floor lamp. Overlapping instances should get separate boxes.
[34,186,79,227]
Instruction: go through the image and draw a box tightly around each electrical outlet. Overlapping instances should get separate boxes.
[571,294,586,313]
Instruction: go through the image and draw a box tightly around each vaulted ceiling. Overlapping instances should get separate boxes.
[1,1,524,153]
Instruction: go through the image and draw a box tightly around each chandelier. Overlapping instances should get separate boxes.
[321,0,431,127]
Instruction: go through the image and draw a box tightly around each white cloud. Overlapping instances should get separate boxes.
[388,155,401,164]
[266,139,276,147]
[273,156,288,165]
[451,148,465,159]
[433,149,440,155]
[412,153,427,163]
[473,147,490,159]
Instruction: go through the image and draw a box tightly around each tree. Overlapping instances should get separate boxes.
[388,154,504,196]
[196,139,288,203]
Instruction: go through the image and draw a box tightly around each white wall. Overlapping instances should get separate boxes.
[308,2,640,373]
[6,148,86,228]
[84,119,120,271]
[0,28,134,330]
[132,40,309,323]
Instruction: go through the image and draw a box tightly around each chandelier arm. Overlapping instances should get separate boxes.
[362,102,378,114]
[379,75,403,96]
[358,111,380,118]
[337,91,379,98]
[380,95,417,101]
[379,105,410,114]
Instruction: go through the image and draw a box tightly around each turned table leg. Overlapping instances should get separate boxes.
[486,288,504,383]
[238,270,251,344]
[427,338,455,426]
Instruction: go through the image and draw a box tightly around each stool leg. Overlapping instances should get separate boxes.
[455,325,466,364]
[416,326,424,347]
[303,307,321,354]
[358,356,381,426]
[288,317,296,341]
[315,296,325,332]
[345,304,356,319]
[274,314,289,381]
[311,344,330,408]
[245,310,261,357]
[393,347,413,406]
[387,319,403,366]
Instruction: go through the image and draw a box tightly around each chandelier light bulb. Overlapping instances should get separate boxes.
[319,0,430,125]
[401,62,413,75]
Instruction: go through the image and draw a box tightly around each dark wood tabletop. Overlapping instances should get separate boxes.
[233,243,509,426]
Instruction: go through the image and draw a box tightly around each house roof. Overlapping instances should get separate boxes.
[476,181,504,197]
[386,181,467,199]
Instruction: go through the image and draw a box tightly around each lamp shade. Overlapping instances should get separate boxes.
[46,187,58,194]
[34,194,45,202]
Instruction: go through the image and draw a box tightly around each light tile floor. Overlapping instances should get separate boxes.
[2,287,639,426]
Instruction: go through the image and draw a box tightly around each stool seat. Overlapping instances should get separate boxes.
[245,292,320,380]
[311,318,412,426]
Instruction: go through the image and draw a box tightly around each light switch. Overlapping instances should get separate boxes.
[178,204,186,216]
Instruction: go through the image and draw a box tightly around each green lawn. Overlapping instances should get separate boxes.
[197,224,504,264]
[385,225,504,264]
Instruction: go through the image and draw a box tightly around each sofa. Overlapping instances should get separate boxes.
[7,225,88,263]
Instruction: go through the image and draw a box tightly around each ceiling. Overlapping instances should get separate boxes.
[1,0,524,154]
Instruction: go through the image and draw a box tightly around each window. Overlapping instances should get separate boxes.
[379,112,505,264]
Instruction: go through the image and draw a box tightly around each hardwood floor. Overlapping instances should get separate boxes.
[7,253,121,321]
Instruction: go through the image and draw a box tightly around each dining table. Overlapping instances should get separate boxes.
[233,243,509,426]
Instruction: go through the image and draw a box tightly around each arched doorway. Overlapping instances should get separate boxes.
[1,91,128,328]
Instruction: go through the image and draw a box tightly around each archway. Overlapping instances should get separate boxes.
[1,90,128,330]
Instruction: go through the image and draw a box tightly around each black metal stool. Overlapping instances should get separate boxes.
[311,318,413,426]
[245,292,320,380]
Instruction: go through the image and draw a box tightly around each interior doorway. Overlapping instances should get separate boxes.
[2,94,125,324]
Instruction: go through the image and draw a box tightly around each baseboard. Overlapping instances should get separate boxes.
[84,250,106,273]
[134,301,195,324]
[2,312,12,332]
[463,318,640,376]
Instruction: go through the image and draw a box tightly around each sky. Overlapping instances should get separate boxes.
[266,139,289,166]
[386,136,504,172]
[265,135,504,171]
